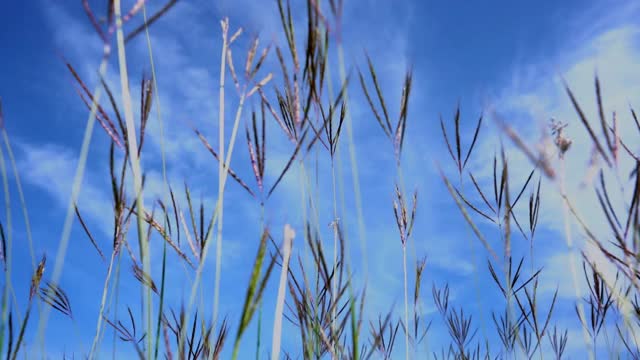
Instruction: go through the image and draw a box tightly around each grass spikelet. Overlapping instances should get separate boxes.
[39,282,73,319]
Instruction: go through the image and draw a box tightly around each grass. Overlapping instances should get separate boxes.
[2,0,640,359]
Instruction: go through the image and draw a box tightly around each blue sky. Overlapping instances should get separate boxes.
[1,0,640,358]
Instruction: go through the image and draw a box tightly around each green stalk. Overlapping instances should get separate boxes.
[113,1,152,357]
[139,2,170,357]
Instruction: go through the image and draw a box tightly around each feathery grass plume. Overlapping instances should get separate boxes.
[550,118,572,158]
[39,282,73,319]
[548,325,569,360]
[368,313,400,359]
[514,278,558,355]
[132,263,158,295]
[130,204,195,268]
[53,1,151,356]
[445,308,477,358]
[576,259,617,352]
[104,307,146,359]
[359,54,414,161]
[64,60,124,149]
[440,104,484,175]
[30,254,46,302]
[412,257,431,348]
[283,221,354,359]
[192,127,255,198]
[392,185,417,247]
[163,307,225,359]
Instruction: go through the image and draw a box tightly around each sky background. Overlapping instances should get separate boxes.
[1,0,640,358]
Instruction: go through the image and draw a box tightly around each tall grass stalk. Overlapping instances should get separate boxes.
[139,2,171,357]
[212,18,229,337]
[112,1,152,357]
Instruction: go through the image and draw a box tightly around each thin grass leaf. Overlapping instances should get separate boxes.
[193,128,255,197]
[595,76,615,156]
[563,79,611,167]
[268,129,309,198]
[74,204,106,262]
[438,166,499,262]
[463,114,483,169]
[454,104,462,173]
[132,263,158,295]
[124,0,178,43]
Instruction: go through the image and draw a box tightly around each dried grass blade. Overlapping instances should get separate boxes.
[132,207,195,268]
[74,86,124,150]
[454,187,496,224]
[74,204,106,261]
[463,114,483,169]
[365,53,392,134]
[132,264,159,295]
[595,76,614,155]
[124,0,178,42]
[439,166,498,262]
[359,70,390,138]
[65,62,123,148]
[268,129,309,198]
[39,282,73,318]
[178,207,199,262]
[469,173,496,215]
[193,128,255,197]
[631,106,640,133]
[454,104,462,173]
[440,116,458,168]
[245,37,259,78]
[82,0,107,41]
[564,80,611,167]
[247,73,273,98]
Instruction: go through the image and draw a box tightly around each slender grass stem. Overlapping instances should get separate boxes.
[139,3,170,357]
[112,1,152,357]
[89,249,120,358]
[402,244,410,360]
